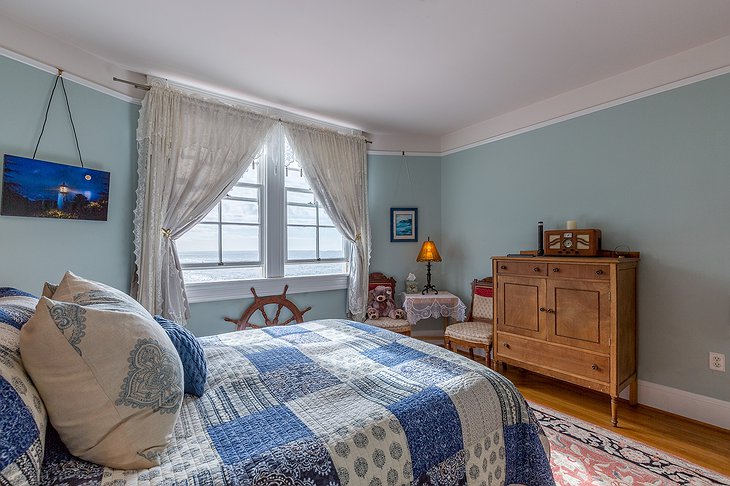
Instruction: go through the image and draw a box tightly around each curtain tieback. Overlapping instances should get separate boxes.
[161,228,173,239]
[354,233,361,242]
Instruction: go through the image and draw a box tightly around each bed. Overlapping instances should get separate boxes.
[2,289,553,485]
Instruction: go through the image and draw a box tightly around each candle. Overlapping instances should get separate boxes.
[566,220,577,230]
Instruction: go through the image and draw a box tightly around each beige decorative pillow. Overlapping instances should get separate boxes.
[20,275,183,470]
[52,272,150,318]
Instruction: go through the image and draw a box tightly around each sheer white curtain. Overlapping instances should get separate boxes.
[283,124,370,320]
[132,80,276,322]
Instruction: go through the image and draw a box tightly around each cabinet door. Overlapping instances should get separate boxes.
[497,275,546,339]
[546,279,610,353]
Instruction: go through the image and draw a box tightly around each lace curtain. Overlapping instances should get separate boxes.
[132,81,276,322]
[284,124,370,320]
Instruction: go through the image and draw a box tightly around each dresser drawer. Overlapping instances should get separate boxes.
[495,261,547,276]
[497,332,609,383]
[548,263,610,280]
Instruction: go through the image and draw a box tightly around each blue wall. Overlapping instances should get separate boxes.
[0,55,138,293]
[441,73,730,401]
[3,52,728,402]
[368,154,444,333]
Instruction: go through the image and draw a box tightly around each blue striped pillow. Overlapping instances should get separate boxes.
[0,288,46,485]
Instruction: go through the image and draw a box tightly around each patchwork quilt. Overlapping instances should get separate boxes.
[41,319,554,486]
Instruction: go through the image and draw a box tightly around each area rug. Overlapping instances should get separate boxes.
[531,404,730,485]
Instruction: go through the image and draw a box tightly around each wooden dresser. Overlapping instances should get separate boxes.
[492,255,639,426]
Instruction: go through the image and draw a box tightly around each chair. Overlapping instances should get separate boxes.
[224,285,312,331]
[364,272,412,336]
[444,277,494,367]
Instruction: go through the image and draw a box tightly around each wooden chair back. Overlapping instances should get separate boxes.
[368,272,397,293]
[467,277,493,322]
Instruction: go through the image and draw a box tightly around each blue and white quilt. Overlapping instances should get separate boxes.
[42,319,554,485]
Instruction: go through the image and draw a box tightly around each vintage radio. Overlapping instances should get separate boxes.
[544,228,601,256]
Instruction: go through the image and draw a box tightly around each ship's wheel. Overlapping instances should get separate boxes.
[224,285,312,331]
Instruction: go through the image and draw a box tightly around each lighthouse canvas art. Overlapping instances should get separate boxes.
[1,155,110,221]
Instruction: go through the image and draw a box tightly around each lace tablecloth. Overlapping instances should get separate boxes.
[400,291,467,325]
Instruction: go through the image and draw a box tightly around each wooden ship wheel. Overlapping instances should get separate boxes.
[224,285,312,331]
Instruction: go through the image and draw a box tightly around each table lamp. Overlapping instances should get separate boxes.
[416,237,442,294]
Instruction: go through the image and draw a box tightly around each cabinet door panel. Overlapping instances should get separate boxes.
[498,276,546,339]
[547,280,610,352]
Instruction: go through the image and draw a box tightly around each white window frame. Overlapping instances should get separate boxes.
[184,126,349,303]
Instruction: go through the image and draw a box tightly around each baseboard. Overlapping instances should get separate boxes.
[620,380,730,431]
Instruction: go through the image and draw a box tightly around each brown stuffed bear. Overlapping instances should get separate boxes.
[367,285,406,320]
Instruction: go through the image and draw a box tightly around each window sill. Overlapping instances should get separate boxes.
[185,274,349,304]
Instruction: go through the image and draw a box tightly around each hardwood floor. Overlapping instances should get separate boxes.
[499,365,730,476]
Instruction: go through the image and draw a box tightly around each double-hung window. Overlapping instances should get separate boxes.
[176,129,349,301]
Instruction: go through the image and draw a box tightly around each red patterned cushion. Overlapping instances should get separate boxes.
[474,286,493,298]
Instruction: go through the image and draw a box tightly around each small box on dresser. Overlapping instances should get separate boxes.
[492,255,639,426]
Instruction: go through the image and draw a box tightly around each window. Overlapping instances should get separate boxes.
[176,129,349,291]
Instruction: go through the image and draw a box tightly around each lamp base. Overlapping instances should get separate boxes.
[421,261,438,294]
[421,284,438,295]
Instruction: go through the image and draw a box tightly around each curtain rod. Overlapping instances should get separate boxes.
[112,76,371,143]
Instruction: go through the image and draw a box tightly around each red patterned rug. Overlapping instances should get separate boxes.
[531,404,730,485]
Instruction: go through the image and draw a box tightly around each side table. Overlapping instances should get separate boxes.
[401,291,466,329]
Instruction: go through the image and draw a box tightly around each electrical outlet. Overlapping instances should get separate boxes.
[709,352,725,372]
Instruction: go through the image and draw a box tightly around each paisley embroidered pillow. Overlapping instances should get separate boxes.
[51,271,151,318]
[0,288,46,486]
[20,296,183,470]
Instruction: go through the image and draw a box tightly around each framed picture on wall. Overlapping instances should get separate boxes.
[390,207,418,242]
[1,154,110,221]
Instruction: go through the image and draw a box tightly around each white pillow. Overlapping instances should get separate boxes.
[20,273,183,469]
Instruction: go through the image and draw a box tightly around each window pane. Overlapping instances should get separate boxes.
[284,155,311,190]
[287,189,314,205]
[202,204,218,223]
[184,266,263,283]
[288,226,316,260]
[176,224,219,264]
[320,227,345,259]
[287,205,317,225]
[318,207,334,227]
[285,262,347,277]
[228,185,258,199]
[238,155,261,184]
[221,199,259,223]
[222,225,260,262]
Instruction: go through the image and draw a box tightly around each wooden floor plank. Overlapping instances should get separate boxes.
[499,365,730,476]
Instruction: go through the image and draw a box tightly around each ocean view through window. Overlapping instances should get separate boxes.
[176,129,349,287]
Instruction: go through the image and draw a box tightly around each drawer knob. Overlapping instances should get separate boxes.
[533,267,541,272]
[552,267,560,273]
[500,265,507,270]
[503,343,511,349]
[595,269,604,276]
[591,364,599,371]
[539,307,546,312]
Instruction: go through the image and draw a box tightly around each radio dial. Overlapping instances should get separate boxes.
[562,239,573,249]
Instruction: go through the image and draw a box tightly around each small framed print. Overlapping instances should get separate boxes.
[390,207,418,242]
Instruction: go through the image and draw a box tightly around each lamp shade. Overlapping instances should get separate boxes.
[416,237,442,262]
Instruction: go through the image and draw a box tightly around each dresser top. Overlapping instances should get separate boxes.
[492,255,640,263]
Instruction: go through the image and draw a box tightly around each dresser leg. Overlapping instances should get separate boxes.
[629,380,638,406]
[611,397,618,427]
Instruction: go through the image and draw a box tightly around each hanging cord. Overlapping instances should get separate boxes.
[394,151,415,204]
[33,70,84,167]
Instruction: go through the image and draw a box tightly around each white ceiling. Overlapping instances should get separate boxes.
[3,0,730,140]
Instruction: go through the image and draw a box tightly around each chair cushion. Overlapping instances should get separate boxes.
[472,294,494,320]
[19,273,184,470]
[445,320,494,345]
[364,317,412,333]
[154,316,207,397]
[0,288,46,486]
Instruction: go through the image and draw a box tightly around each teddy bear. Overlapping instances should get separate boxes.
[367,285,406,320]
